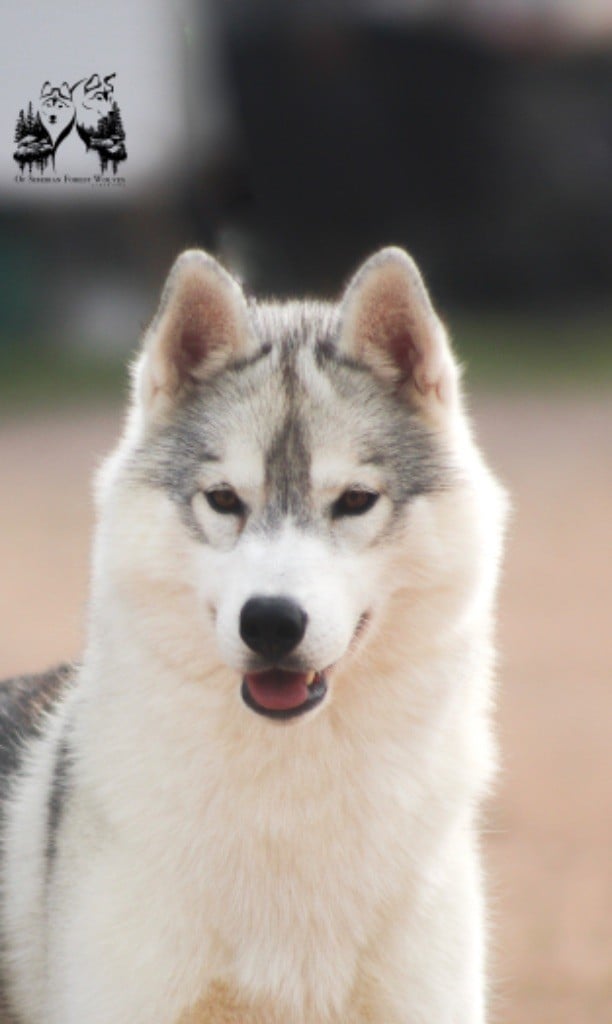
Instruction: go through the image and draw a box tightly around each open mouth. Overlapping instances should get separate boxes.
[241,669,328,721]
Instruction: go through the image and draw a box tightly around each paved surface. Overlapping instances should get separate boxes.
[1,394,610,1023]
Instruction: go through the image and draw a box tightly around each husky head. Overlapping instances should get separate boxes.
[93,248,505,726]
[39,81,74,147]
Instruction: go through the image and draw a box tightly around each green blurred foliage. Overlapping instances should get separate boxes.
[0,310,610,416]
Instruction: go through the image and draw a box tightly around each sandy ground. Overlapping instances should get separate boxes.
[0,394,610,1023]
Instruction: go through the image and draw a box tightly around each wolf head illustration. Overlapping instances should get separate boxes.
[38,81,74,148]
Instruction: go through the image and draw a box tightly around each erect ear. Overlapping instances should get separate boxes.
[338,247,459,413]
[137,250,253,421]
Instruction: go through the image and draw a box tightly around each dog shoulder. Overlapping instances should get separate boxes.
[0,665,75,781]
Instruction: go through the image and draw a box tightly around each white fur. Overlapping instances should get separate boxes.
[2,249,507,1023]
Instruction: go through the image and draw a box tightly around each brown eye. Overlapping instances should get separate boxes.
[332,488,379,519]
[205,487,245,516]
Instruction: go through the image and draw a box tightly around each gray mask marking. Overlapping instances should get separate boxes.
[263,412,312,530]
[129,306,451,545]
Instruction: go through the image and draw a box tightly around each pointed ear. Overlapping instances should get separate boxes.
[137,250,252,421]
[338,247,459,412]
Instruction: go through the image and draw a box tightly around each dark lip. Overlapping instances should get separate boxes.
[241,673,328,721]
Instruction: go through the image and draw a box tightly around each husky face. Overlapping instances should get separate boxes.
[39,82,74,146]
[94,248,497,724]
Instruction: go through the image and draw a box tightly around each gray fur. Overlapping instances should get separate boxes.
[0,668,73,785]
[130,298,449,541]
[45,731,72,875]
[313,345,451,513]
[0,666,74,1023]
[263,413,312,530]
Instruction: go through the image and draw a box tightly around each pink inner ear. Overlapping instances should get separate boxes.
[177,323,206,375]
[387,326,419,381]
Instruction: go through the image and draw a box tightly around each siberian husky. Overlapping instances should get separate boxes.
[0,247,507,1023]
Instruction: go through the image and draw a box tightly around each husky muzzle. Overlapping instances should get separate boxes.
[239,596,328,719]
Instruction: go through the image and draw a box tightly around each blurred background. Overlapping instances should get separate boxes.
[1,2,611,1022]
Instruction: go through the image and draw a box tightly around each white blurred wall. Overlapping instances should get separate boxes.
[1,0,229,205]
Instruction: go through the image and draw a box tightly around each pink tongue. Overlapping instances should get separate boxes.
[245,669,311,712]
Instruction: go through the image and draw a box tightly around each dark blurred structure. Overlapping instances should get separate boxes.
[2,3,612,356]
[215,10,612,304]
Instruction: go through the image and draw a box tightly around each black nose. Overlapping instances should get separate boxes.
[240,596,307,661]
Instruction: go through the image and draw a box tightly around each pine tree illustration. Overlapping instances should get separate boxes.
[111,102,125,142]
[96,112,109,139]
[32,113,46,141]
[25,101,36,134]
[14,109,27,143]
